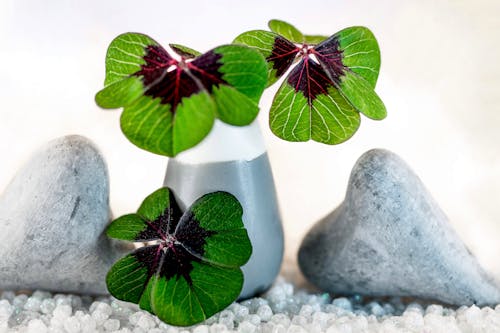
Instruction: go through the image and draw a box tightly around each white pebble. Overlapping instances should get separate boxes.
[299,305,313,317]
[245,314,260,326]
[232,304,249,321]
[425,304,443,315]
[79,314,97,333]
[91,301,112,324]
[40,298,56,314]
[136,313,156,330]
[291,315,307,326]
[129,311,143,326]
[403,310,424,330]
[63,316,81,333]
[465,304,482,322]
[0,277,499,333]
[288,324,308,333]
[218,309,235,329]
[0,299,14,320]
[257,305,273,322]
[104,318,120,331]
[151,329,165,333]
[24,297,42,312]
[208,323,226,333]
[53,304,72,318]
[133,327,146,333]
[13,294,28,308]
[193,325,209,333]
[366,302,385,317]
[27,318,48,333]
[271,313,291,327]
[118,329,133,333]
[238,321,256,333]
[331,298,352,312]
[54,294,72,307]
[268,323,286,333]
[32,291,52,300]
[383,303,396,315]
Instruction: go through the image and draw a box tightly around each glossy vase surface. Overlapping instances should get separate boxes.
[164,121,284,299]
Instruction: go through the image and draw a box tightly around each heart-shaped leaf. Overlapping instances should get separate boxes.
[233,30,287,87]
[169,44,201,58]
[106,187,252,327]
[96,33,268,157]
[268,19,328,45]
[268,19,304,43]
[234,20,386,145]
[303,34,328,44]
[333,26,381,88]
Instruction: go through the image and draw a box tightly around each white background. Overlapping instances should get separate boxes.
[1,0,499,277]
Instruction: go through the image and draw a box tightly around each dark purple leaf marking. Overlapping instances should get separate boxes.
[313,35,345,85]
[287,58,335,102]
[136,190,183,241]
[131,245,162,278]
[132,203,216,285]
[283,35,346,105]
[267,36,300,77]
[134,45,228,112]
[189,51,228,94]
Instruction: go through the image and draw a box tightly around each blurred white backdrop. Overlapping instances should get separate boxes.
[1,0,499,276]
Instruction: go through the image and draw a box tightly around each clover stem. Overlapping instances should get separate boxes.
[164,233,177,251]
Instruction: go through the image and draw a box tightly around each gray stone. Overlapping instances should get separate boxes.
[0,135,123,295]
[299,149,500,306]
[165,153,284,299]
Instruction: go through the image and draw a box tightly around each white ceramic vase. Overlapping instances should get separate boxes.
[164,120,284,299]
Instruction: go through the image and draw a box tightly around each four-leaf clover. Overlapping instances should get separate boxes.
[234,19,387,145]
[106,187,252,326]
[95,33,268,156]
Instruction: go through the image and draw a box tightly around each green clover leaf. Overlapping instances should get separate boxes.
[234,20,386,145]
[106,187,252,326]
[95,33,268,157]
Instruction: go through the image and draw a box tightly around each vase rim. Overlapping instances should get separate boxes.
[173,120,266,163]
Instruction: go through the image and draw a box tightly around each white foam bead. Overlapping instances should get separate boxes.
[24,297,42,312]
[27,318,48,333]
[237,321,257,333]
[63,316,81,333]
[103,318,120,331]
[256,305,273,322]
[192,325,209,333]
[40,299,56,315]
[136,313,156,330]
[53,304,72,318]
[1,277,500,332]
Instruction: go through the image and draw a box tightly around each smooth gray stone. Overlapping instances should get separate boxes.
[0,135,122,295]
[165,153,284,299]
[299,149,500,306]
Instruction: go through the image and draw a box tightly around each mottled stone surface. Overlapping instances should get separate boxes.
[299,149,500,306]
[0,135,123,295]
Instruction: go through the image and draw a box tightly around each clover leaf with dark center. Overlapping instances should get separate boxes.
[234,19,387,145]
[95,33,268,157]
[106,187,252,327]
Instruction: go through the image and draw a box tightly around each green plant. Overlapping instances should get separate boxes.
[106,187,251,326]
[96,19,387,327]
[234,19,386,144]
[95,33,267,156]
